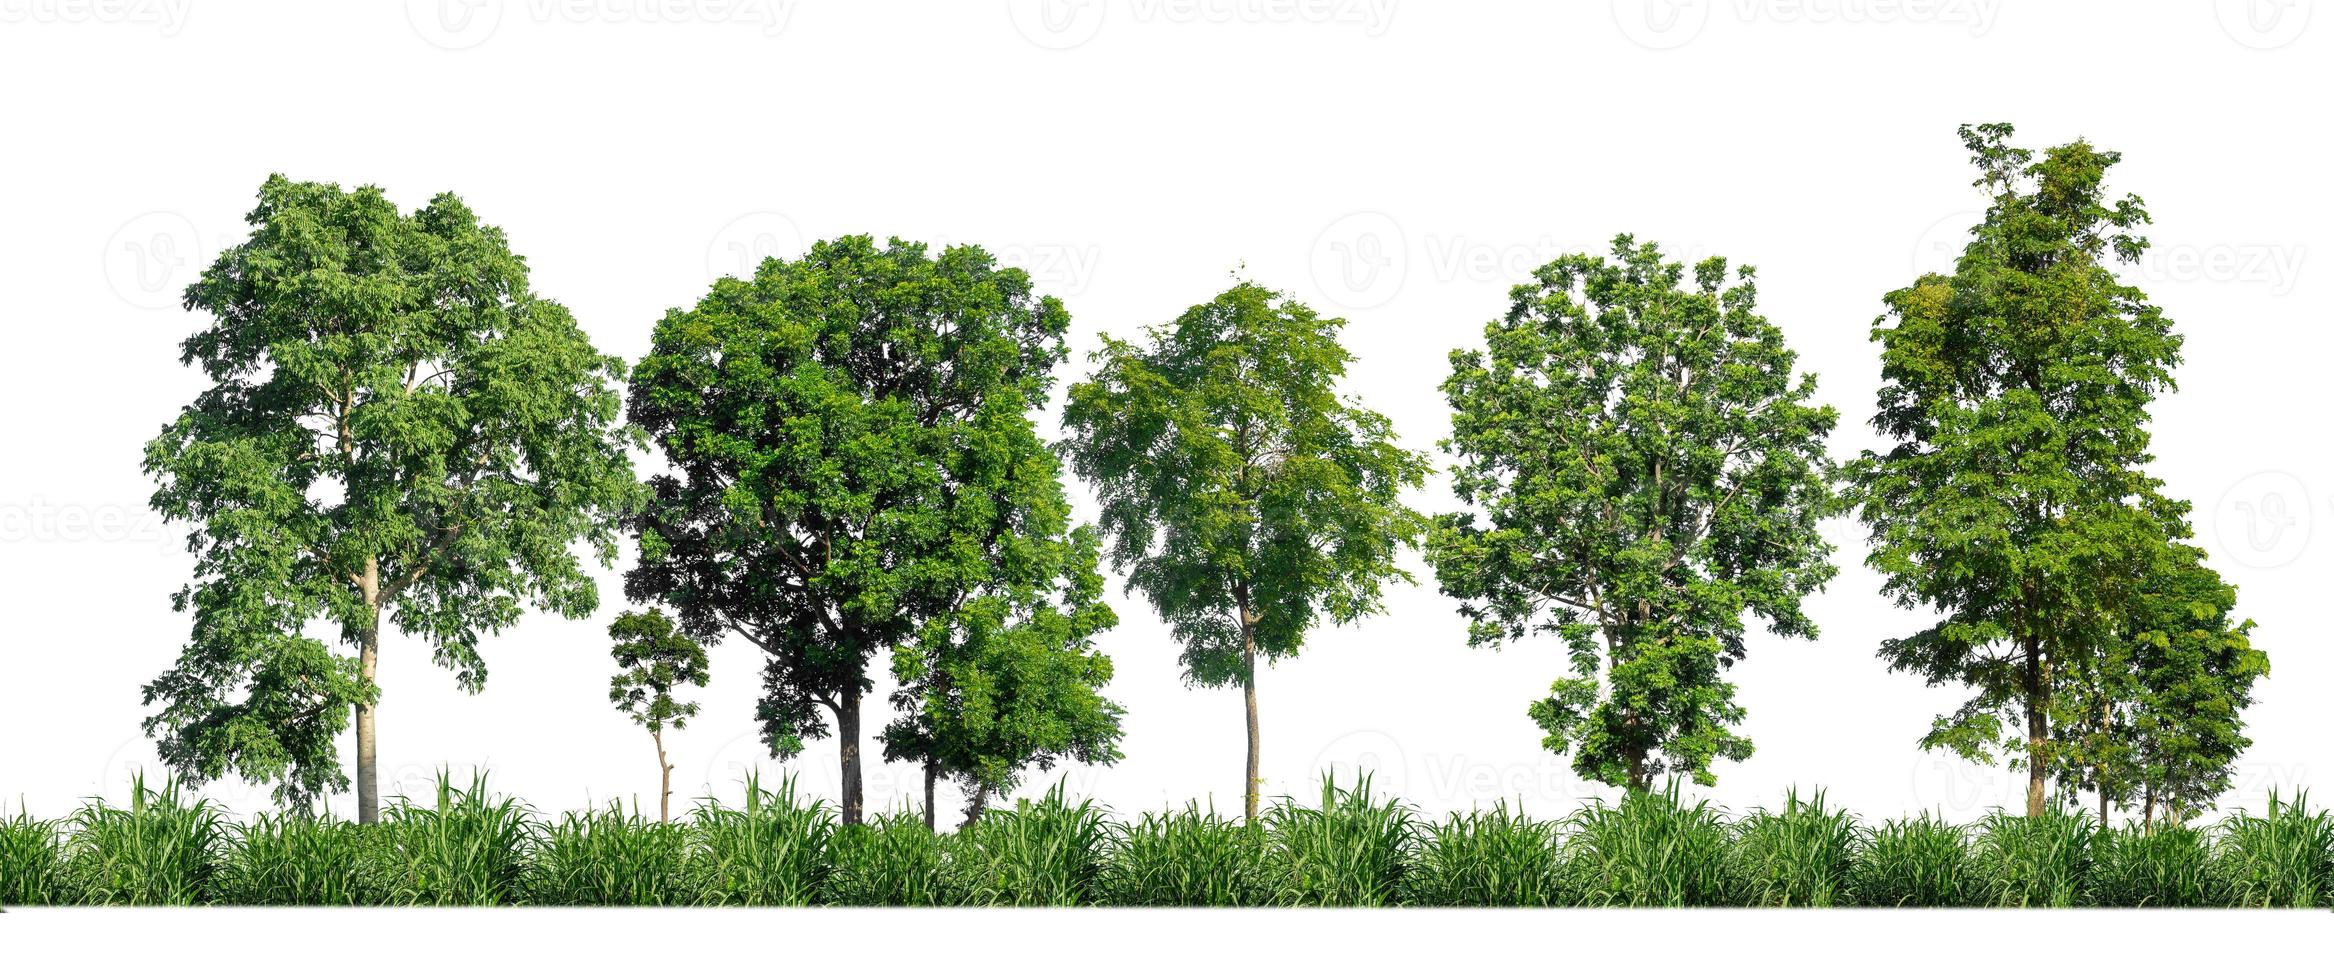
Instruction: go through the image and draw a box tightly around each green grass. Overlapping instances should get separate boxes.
[2216,791,2334,908]
[1563,784,1734,907]
[1730,789,1857,907]
[1100,803,1275,906]
[1406,802,1564,906]
[1850,812,1974,907]
[1267,775,1418,907]
[8,773,2332,907]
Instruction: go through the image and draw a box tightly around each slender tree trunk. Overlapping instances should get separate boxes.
[1238,598,1262,824]
[960,787,988,831]
[2097,782,2109,831]
[355,558,383,825]
[837,687,864,826]
[923,760,939,831]
[2023,636,2047,819]
[654,728,673,824]
[2143,784,2156,834]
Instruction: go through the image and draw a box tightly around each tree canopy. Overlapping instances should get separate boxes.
[142,175,641,819]
[1428,236,1839,790]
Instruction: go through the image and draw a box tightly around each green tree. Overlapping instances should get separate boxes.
[1846,123,2192,817]
[1061,281,1429,821]
[142,175,642,822]
[626,235,1079,825]
[2056,546,2266,829]
[608,609,713,824]
[1427,237,1839,791]
[883,524,1123,829]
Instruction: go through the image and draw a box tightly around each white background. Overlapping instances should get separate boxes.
[0,1,2326,842]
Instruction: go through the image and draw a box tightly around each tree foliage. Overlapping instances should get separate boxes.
[1061,280,1429,818]
[608,608,711,735]
[626,235,1116,822]
[1844,123,2228,816]
[1428,236,1839,789]
[141,175,641,813]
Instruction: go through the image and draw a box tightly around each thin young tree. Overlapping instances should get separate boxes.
[608,609,712,824]
[142,176,642,822]
[1427,236,1839,791]
[1846,123,2191,817]
[627,235,1077,825]
[1061,281,1429,822]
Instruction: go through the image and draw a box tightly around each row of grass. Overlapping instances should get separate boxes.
[5,775,2330,907]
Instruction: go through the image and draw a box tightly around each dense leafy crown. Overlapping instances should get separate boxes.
[1060,281,1430,686]
[1847,123,2197,768]
[142,175,642,804]
[626,235,1119,780]
[1428,236,1839,788]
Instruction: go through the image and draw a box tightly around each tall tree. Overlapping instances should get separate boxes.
[608,608,712,824]
[1846,123,2191,817]
[627,235,1076,825]
[1061,281,1429,821]
[1427,236,1839,791]
[142,175,642,822]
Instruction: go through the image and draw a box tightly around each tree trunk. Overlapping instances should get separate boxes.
[2097,782,2109,831]
[1239,601,1262,825]
[959,787,989,831]
[2143,784,2156,834]
[2023,636,2047,819]
[654,728,673,824]
[355,558,383,825]
[837,686,864,826]
[923,760,939,831]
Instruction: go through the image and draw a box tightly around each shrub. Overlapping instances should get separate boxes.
[1100,804,1275,907]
